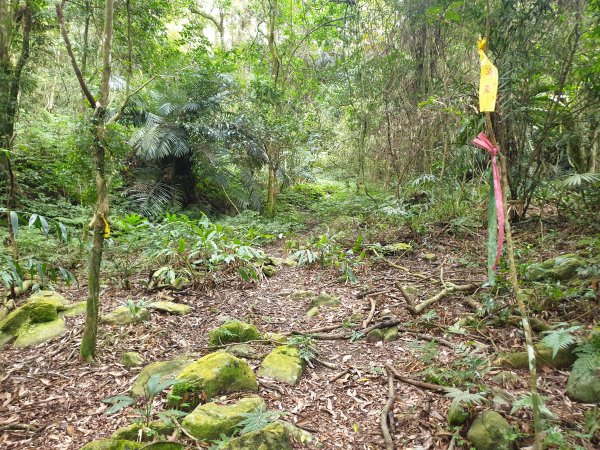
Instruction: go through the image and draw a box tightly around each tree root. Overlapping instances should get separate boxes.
[381,368,396,450]
[362,298,376,328]
[385,364,451,394]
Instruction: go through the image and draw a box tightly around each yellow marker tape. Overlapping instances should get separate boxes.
[102,215,110,238]
[478,38,498,112]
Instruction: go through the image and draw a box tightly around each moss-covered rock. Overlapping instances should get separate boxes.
[148,301,191,316]
[80,439,145,450]
[208,320,261,346]
[121,352,144,367]
[223,343,266,359]
[13,317,66,347]
[447,403,468,426]
[111,421,174,441]
[567,361,600,403]
[62,301,87,317]
[258,345,305,385]
[310,293,339,308]
[495,343,577,370]
[182,396,266,440]
[306,307,320,318]
[366,329,384,343]
[467,411,514,450]
[29,291,70,310]
[262,265,277,277]
[102,306,150,325]
[221,420,313,450]
[383,326,398,342]
[0,306,30,334]
[171,352,258,408]
[131,356,194,398]
[290,290,316,300]
[382,243,413,254]
[526,254,585,282]
[27,301,58,323]
[492,371,519,386]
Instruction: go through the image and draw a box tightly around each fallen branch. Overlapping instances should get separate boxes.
[357,288,392,299]
[384,259,433,281]
[397,328,454,348]
[381,368,396,450]
[0,423,38,432]
[362,298,376,328]
[284,323,342,336]
[314,358,337,369]
[399,283,478,315]
[385,364,451,394]
[330,368,351,382]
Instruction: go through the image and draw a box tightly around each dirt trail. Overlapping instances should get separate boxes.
[0,236,591,449]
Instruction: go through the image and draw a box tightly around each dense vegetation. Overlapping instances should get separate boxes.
[1,0,599,449]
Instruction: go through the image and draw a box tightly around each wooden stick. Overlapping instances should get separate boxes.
[284,323,342,336]
[385,364,451,394]
[399,283,478,315]
[381,368,396,450]
[362,298,376,328]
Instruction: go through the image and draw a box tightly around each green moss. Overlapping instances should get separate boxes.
[383,326,398,342]
[448,403,468,426]
[310,293,339,308]
[0,307,29,334]
[182,396,266,440]
[171,352,258,407]
[121,352,144,367]
[148,301,191,315]
[111,421,174,441]
[467,411,514,450]
[366,329,384,343]
[495,344,577,370]
[208,320,261,346]
[80,439,145,450]
[102,306,150,325]
[26,302,58,323]
[62,301,87,317]
[221,420,313,450]
[29,291,70,311]
[257,345,304,385]
[13,318,66,347]
[567,359,600,403]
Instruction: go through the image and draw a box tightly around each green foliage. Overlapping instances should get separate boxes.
[120,298,149,317]
[444,388,486,409]
[236,410,286,435]
[286,335,318,363]
[573,332,600,372]
[541,324,582,358]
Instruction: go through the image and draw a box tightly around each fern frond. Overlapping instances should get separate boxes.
[541,325,582,359]
[444,388,486,409]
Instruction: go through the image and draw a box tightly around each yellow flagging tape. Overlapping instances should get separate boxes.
[102,215,110,238]
[478,38,498,112]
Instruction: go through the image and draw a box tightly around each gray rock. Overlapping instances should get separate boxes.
[567,360,600,403]
[121,352,144,367]
[467,411,514,450]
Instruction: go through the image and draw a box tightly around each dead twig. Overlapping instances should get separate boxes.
[314,358,337,369]
[0,423,38,432]
[357,288,392,299]
[330,368,351,382]
[362,298,376,329]
[399,283,478,315]
[285,323,342,336]
[381,368,396,450]
[385,364,451,394]
[384,259,434,281]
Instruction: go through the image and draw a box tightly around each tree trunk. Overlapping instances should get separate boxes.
[265,153,277,217]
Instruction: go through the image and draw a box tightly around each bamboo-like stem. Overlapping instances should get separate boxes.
[485,113,543,448]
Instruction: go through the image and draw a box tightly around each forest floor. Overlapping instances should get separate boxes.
[0,219,598,449]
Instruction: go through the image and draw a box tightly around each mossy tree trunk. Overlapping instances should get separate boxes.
[57,0,114,362]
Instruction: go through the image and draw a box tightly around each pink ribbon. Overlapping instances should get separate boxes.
[473,132,504,269]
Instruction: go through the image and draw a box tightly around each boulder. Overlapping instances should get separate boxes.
[121,352,144,367]
[182,396,266,440]
[447,403,468,426]
[567,361,600,403]
[171,352,258,408]
[492,371,519,386]
[80,439,145,450]
[63,301,87,317]
[258,345,305,385]
[131,356,194,398]
[13,318,66,347]
[467,411,514,450]
[208,320,261,346]
[27,301,58,323]
[262,265,277,277]
[221,420,313,450]
[148,301,191,316]
[101,306,150,325]
[29,291,70,310]
[495,343,577,370]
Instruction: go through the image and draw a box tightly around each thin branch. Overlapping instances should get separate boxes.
[381,368,395,450]
[362,298,376,328]
[385,364,451,394]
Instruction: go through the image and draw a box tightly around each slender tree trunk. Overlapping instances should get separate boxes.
[265,145,278,217]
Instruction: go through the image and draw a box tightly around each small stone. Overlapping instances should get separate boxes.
[567,360,600,403]
[262,265,277,277]
[258,345,305,385]
[208,320,261,346]
[382,242,413,254]
[401,286,420,296]
[224,343,264,359]
[306,307,320,318]
[492,371,519,386]
[447,403,468,426]
[121,352,144,367]
[383,326,398,342]
[467,411,514,450]
[310,293,340,308]
[131,356,194,397]
[148,301,191,315]
[101,306,150,325]
[13,318,66,347]
[182,396,266,440]
[422,253,437,261]
[366,329,384,343]
[491,389,514,413]
[263,332,286,343]
[171,352,258,408]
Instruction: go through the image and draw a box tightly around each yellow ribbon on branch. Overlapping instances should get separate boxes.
[478,38,498,112]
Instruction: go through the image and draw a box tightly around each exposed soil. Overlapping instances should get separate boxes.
[1,222,598,449]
